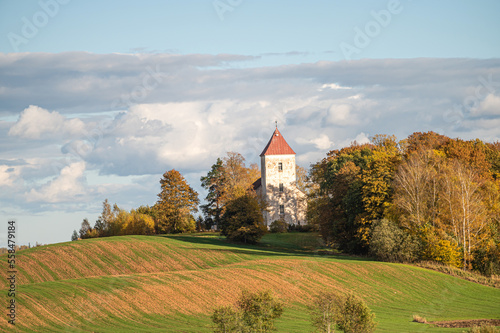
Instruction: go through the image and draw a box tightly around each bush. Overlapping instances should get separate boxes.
[270,219,287,233]
[238,290,284,332]
[468,326,499,333]
[337,294,376,333]
[211,290,283,333]
[288,223,314,232]
[419,227,462,268]
[472,240,500,276]
[310,292,376,333]
[369,219,419,262]
[211,305,242,333]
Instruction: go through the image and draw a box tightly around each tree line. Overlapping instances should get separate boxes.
[309,131,500,276]
[72,152,269,243]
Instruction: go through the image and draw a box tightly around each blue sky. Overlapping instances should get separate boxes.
[0,0,500,247]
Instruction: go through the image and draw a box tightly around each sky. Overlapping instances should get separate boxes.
[0,0,500,247]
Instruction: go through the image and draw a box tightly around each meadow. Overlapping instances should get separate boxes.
[1,232,499,332]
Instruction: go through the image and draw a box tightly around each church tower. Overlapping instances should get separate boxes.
[255,126,306,226]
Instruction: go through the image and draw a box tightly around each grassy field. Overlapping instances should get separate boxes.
[1,232,499,332]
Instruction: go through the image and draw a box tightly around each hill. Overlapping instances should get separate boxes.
[1,233,499,332]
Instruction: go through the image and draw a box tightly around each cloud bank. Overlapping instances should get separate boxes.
[1,53,499,216]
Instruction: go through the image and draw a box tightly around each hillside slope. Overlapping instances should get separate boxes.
[2,233,499,332]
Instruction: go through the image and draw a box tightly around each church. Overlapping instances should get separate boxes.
[253,127,307,227]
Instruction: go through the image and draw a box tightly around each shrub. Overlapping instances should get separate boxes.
[419,227,462,268]
[238,290,284,332]
[288,223,314,232]
[472,240,500,276]
[337,294,376,333]
[211,290,283,333]
[412,314,427,323]
[211,305,242,333]
[310,292,376,333]
[369,219,419,262]
[468,326,499,333]
[270,219,287,233]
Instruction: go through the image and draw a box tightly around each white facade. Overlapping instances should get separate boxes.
[256,129,307,226]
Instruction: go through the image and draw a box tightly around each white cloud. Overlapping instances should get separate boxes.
[337,132,371,148]
[26,162,87,203]
[327,104,352,123]
[296,134,333,150]
[2,53,500,224]
[320,83,352,90]
[472,93,500,116]
[8,105,85,139]
[0,165,20,187]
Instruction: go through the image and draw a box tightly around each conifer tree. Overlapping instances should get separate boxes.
[156,169,199,233]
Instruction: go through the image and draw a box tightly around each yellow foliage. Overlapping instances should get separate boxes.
[420,227,462,268]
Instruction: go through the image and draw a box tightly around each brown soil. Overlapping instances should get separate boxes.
[429,319,500,328]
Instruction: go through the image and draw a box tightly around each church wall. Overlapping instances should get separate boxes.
[260,154,305,226]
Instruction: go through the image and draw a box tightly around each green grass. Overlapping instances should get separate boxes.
[2,232,499,332]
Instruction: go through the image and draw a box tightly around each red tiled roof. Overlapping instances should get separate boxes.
[260,128,296,156]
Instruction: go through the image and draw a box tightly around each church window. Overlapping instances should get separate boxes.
[279,205,285,215]
[279,183,284,192]
[278,162,283,171]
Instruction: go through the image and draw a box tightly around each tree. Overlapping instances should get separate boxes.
[393,150,439,231]
[310,292,343,333]
[441,160,490,268]
[237,290,284,332]
[201,158,226,227]
[337,294,376,333]
[123,210,155,235]
[296,164,311,195]
[156,169,199,234]
[79,218,92,239]
[221,152,260,204]
[71,230,79,241]
[220,195,267,244]
[94,199,115,237]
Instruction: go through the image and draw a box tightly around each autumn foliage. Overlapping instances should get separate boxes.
[310,131,500,275]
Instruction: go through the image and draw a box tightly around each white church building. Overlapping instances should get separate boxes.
[254,127,307,226]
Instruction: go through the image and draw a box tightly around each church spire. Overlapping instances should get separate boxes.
[260,127,295,156]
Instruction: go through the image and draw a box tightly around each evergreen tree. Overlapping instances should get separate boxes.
[156,169,199,233]
[201,158,226,227]
[220,194,267,244]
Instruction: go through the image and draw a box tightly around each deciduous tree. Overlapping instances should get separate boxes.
[310,292,343,333]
